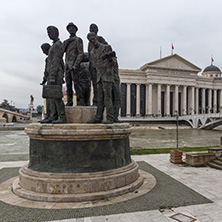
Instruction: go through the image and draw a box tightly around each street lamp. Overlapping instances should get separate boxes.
[175,110,179,149]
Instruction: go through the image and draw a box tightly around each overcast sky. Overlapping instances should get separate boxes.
[1,0,222,108]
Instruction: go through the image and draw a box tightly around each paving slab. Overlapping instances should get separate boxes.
[0,160,212,222]
[1,154,222,221]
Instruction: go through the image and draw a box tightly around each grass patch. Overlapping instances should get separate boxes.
[189,152,213,156]
[130,146,221,155]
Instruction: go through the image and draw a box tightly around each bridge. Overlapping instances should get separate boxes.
[120,113,222,130]
[181,113,222,130]
[0,108,29,123]
[1,106,221,129]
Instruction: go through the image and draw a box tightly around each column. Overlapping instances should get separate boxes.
[146,84,152,116]
[202,88,205,114]
[191,87,195,115]
[145,84,149,115]
[220,90,222,113]
[182,86,187,115]
[195,87,199,114]
[166,85,170,116]
[148,84,153,115]
[208,89,212,113]
[126,83,131,117]
[213,89,217,113]
[136,84,141,116]
[174,85,179,115]
[157,84,161,116]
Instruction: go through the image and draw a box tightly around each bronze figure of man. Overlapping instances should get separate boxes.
[88,24,121,122]
[41,25,66,124]
[40,43,51,122]
[87,32,116,124]
[88,24,107,106]
[63,22,84,106]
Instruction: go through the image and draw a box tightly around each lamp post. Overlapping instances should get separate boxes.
[175,110,179,149]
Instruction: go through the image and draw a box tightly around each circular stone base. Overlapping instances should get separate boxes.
[0,170,156,209]
[13,161,143,202]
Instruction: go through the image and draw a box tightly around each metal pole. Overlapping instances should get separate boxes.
[176,112,179,149]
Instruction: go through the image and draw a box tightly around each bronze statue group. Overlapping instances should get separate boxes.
[40,23,121,124]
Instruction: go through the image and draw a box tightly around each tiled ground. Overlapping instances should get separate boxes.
[0,154,221,222]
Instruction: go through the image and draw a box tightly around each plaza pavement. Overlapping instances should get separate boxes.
[0,154,222,222]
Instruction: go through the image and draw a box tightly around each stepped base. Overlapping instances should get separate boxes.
[12,161,143,202]
[13,123,145,202]
[208,158,222,170]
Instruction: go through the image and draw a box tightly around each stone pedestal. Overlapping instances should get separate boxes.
[186,153,216,166]
[13,123,143,202]
[65,106,97,123]
[65,106,107,123]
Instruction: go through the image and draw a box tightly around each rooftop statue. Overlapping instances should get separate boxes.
[30,95,34,105]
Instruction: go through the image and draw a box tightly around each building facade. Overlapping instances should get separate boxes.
[119,54,222,118]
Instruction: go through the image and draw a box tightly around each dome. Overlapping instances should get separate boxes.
[203,65,221,73]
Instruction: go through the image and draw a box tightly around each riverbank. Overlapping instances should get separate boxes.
[132,125,191,130]
[0,123,28,131]
[130,146,221,155]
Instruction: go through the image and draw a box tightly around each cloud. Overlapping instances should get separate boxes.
[1,0,222,107]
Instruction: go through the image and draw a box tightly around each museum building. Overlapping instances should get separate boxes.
[119,54,222,118]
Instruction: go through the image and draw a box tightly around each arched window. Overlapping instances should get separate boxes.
[12,116,17,122]
[2,114,8,123]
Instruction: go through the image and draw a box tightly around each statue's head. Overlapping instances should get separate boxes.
[41,43,51,55]
[89,23,98,34]
[66,22,78,35]
[87,32,99,48]
[47,26,59,40]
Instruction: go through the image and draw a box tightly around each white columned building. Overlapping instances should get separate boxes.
[119,54,222,118]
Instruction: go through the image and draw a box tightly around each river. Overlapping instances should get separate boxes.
[130,128,222,149]
[0,127,222,156]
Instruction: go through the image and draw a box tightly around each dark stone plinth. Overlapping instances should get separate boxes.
[28,138,131,173]
[25,123,132,173]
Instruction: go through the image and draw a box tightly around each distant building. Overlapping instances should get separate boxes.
[202,64,222,78]
[119,54,222,118]
[0,104,20,113]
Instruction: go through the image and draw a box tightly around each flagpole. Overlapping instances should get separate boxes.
[160,46,162,59]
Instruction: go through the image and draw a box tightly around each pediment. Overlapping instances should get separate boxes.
[140,54,201,73]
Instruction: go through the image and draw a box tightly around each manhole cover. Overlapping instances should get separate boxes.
[170,212,196,222]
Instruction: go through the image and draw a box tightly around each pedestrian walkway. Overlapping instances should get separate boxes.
[0,154,221,221]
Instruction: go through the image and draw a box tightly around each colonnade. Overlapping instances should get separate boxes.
[122,83,222,117]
